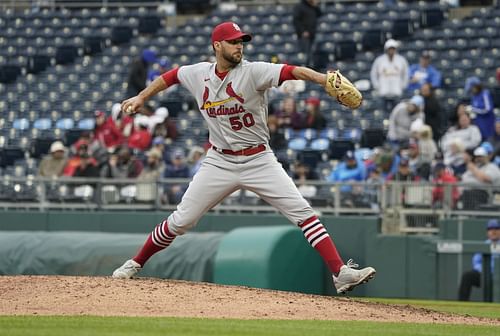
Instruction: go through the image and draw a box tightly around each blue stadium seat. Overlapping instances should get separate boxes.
[77,118,95,130]
[288,138,307,151]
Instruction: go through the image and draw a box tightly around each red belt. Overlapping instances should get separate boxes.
[212,144,266,156]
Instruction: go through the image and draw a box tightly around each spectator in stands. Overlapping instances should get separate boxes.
[135,148,165,202]
[147,58,171,83]
[111,103,133,137]
[431,163,459,208]
[303,96,326,130]
[442,138,466,177]
[73,152,100,178]
[127,115,152,152]
[461,146,500,186]
[187,146,205,177]
[441,110,482,159]
[274,96,303,130]
[150,107,178,140]
[38,141,67,177]
[93,110,124,152]
[63,141,98,177]
[137,148,164,181]
[388,157,419,182]
[417,125,438,175]
[374,146,400,181]
[408,51,442,93]
[487,118,500,161]
[151,136,172,165]
[100,146,143,179]
[407,140,430,180]
[127,49,157,97]
[364,166,383,210]
[420,83,443,142]
[292,161,318,199]
[267,115,287,151]
[292,0,322,67]
[387,95,425,147]
[370,39,409,113]
[328,150,366,197]
[163,149,190,204]
[465,76,495,140]
[458,219,500,301]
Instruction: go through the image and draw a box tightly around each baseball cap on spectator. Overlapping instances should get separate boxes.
[111,103,122,121]
[211,22,252,43]
[384,39,399,50]
[159,58,171,68]
[473,146,488,157]
[152,136,165,146]
[172,149,185,160]
[142,49,157,63]
[465,76,481,93]
[487,219,500,230]
[155,107,169,120]
[480,142,494,155]
[344,150,355,160]
[305,97,321,107]
[421,50,431,58]
[50,141,66,153]
[433,162,446,173]
[409,95,424,109]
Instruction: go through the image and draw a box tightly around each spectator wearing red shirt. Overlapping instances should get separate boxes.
[432,163,459,208]
[93,110,124,151]
[128,115,152,151]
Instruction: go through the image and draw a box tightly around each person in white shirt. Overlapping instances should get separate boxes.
[387,95,425,146]
[370,39,409,114]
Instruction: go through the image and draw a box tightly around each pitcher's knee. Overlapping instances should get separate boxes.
[167,213,199,236]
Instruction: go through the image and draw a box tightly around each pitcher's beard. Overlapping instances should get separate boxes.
[222,50,242,66]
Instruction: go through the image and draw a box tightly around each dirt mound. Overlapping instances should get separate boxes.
[0,276,496,325]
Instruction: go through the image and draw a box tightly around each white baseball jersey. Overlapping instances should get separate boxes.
[177,60,284,150]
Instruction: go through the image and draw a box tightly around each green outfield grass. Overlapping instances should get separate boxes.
[364,298,500,319]
[0,316,499,336]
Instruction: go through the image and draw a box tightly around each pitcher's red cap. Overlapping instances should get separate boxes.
[211,22,252,43]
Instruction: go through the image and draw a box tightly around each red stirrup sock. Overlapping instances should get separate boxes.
[299,216,344,275]
[133,220,176,266]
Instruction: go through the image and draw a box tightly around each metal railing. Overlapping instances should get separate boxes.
[1,176,499,232]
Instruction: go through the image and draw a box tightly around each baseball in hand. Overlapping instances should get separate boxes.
[126,106,133,114]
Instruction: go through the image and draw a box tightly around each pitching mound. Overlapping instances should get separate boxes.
[0,276,496,325]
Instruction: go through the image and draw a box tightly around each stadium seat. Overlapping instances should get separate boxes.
[27,55,51,74]
[334,40,357,61]
[0,65,21,83]
[55,45,78,65]
[138,15,162,34]
[111,26,133,45]
[329,140,354,160]
[77,118,95,130]
[391,18,413,39]
[288,138,307,151]
[361,29,384,51]
[360,128,386,149]
[420,9,444,28]
[83,36,104,55]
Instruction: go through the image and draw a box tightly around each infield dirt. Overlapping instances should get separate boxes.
[0,276,498,325]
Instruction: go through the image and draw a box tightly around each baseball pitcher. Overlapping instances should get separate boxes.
[113,22,374,294]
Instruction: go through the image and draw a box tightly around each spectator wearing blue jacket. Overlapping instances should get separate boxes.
[458,219,500,301]
[465,76,495,141]
[328,150,366,193]
[408,51,442,93]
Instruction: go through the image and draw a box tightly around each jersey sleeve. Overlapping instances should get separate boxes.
[251,62,285,91]
[160,68,180,87]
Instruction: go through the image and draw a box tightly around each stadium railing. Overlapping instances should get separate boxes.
[1,176,498,233]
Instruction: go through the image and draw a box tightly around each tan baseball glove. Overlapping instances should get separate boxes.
[325,70,362,109]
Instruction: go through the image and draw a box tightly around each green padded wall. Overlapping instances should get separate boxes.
[0,231,223,281]
[213,226,324,294]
